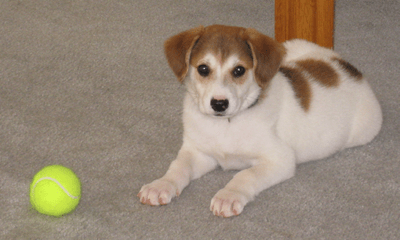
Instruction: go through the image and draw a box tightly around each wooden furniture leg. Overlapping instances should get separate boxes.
[275,0,335,48]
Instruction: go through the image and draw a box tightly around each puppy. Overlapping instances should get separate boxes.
[138,25,382,217]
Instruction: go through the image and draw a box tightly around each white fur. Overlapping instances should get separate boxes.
[138,38,382,217]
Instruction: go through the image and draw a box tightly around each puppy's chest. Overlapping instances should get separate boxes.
[192,119,262,169]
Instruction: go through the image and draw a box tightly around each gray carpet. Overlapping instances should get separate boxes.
[1,0,399,239]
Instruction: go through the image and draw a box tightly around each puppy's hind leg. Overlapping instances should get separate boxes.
[346,84,382,148]
[138,145,218,206]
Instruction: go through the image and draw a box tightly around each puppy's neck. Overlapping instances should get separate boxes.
[227,96,260,123]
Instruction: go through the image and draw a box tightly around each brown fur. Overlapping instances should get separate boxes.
[164,25,286,88]
[189,25,253,68]
[242,28,286,89]
[297,59,339,87]
[333,57,363,81]
[279,66,312,111]
[164,26,205,82]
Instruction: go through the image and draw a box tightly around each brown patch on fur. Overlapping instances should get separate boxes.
[279,66,312,111]
[190,25,253,69]
[333,57,363,81]
[297,59,339,87]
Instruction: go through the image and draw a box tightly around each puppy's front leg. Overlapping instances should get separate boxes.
[138,146,217,206]
[211,157,295,217]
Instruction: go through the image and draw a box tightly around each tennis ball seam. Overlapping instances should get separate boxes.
[32,177,80,199]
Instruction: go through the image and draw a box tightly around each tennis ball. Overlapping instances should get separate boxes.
[30,165,81,217]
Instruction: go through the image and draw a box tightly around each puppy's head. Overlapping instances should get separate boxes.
[164,25,285,118]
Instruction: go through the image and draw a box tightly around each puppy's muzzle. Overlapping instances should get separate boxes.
[211,98,229,114]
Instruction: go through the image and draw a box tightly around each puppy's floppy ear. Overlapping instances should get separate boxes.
[164,26,205,82]
[242,28,286,88]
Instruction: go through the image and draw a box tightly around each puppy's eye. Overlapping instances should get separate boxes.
[197,65,210,77]
[232,66,246,78]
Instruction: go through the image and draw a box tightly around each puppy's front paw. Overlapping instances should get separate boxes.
[210,189,248,217]
[138,179,178,206]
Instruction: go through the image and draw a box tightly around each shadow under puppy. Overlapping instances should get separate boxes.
[138,25,382,217]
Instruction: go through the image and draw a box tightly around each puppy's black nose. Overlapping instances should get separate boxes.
[211,98,229,112]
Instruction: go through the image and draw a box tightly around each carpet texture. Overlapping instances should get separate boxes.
[1,0,399,239]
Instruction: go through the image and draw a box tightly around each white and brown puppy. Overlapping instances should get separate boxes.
[138,25,382,217]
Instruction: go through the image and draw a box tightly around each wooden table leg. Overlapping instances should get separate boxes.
[275,0,335,48]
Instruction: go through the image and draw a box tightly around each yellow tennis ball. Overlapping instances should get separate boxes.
[30,165,81,217]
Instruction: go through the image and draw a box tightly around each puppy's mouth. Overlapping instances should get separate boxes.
[211,112,235,122]
[212,112,234,118]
